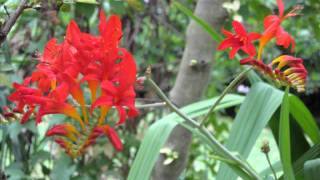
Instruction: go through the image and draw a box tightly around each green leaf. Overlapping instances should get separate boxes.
[289,95,320,144]
[279,87,295,180]
[128,94,244,180]
[173,1,223,42]
[217,82,284,179]
[50,153,76,180]
[291,143,320,179]
[304,159,320,180]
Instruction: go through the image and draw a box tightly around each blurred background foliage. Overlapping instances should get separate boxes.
[0,0,319,179]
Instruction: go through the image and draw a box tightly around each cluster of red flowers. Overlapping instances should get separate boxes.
[218,0,307,92]
[5,11,138,157]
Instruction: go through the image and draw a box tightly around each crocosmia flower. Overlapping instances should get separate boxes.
[258,0,302,59]
[6,11,138,158]
[217,0,307,93]
[240,55,307,92]
[218,20,260,59]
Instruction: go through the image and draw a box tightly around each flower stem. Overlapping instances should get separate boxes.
[145,73,261,180]
[200,67,252,126]
[265,153,278,180]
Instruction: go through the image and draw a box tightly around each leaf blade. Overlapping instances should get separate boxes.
[279,87,295,180]
[217,82,284,179]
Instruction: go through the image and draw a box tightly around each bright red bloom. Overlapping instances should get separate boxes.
[218,21,260,59]
[258,0,302,58]
[7,11,138,157]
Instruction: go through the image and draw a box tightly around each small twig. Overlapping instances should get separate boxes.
[135,102,167,109]
[3,6,10,17]
[0,0,28,46]
[200,67,252,126]
[82,102,167,109]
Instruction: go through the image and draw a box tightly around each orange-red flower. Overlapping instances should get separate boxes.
[258,0,302,59]
[218,21,260,59]
[217,0,307,92]
[7,11,138,157]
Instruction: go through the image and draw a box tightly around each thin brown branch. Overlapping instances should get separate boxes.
[0,0,28,45]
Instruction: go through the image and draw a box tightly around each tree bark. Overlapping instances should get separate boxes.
[152,0,227,179]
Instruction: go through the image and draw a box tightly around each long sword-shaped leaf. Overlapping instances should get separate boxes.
[127,94,244,180]
[279,87,295,180]
[217,82,284,179]
[172,1,223,42]
[289,95,320,144]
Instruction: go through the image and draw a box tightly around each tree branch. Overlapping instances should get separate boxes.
[0,0,28,46]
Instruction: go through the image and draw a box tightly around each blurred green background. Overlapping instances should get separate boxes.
[0,0,319,179]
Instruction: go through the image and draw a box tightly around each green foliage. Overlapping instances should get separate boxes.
[303,158,320,180]
[279,87,295,180]
[1,0,320,179]
[217,82,284,179]
[128,94,244,180]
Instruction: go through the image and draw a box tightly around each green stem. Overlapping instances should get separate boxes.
[265,153,278,180]
[146,76,261,180]
[200,67,252,126]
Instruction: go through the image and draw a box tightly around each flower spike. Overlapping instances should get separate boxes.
[6,10,138,158]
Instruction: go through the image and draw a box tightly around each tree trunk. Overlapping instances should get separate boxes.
[152,0,227,179]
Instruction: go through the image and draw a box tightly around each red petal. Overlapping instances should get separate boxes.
[248,32,261,41]
[20,106,35,124]
[99,10,108,36]
[66,20,81,45]
[242,43,256,57]
[116,48,137,91]
[218,38,238,50]
[42,38,61,63]
[46,124,68,136]
[277,0,285,17]
[116,106,127,125]
[232,21,247,37]
[91,96,113,112]
[221,28,233,38]
[105,126,123,151]
[229,46,240,59]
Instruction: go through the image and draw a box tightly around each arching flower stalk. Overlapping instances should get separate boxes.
[218,0,307,92]
[6,11,138,157]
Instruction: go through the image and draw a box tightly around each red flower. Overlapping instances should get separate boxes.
[258,0,302,58]
[7,11,138,157]
[91,81,138,125]
[218,20,260,59]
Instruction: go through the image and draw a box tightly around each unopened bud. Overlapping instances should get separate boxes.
[261,140,270,154]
